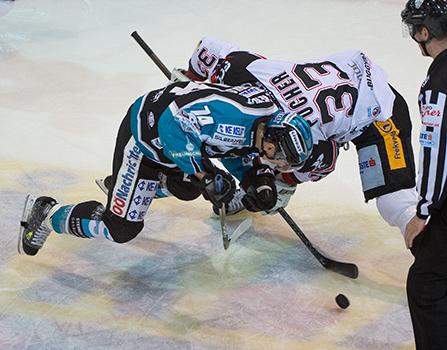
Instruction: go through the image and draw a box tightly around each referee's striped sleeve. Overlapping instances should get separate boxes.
[417,90,447,218]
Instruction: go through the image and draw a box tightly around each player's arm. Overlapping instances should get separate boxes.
[187,37,240,81]
[158,111,235,207]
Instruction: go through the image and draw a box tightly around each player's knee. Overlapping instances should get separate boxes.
[102,210,144,243]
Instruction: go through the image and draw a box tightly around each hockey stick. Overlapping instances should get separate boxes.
[131,31,171,79]
[278,208,359,279]
[214,174,230,250]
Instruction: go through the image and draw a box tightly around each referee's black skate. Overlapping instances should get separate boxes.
[18,195,57,256]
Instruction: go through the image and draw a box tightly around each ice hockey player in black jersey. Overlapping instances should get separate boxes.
[402,1,447,348]
[18,82,313,256]
[183,37,418,237]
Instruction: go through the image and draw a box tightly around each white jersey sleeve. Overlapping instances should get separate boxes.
[188,37,239,80]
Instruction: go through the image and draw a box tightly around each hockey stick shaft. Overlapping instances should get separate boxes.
[278,208,358,279]
[131,31,172,79]
[215,174,230,249]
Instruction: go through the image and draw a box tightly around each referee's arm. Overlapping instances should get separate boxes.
[416,89,447,219]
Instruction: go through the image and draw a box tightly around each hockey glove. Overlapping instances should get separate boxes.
[264,180,297,215]
[241,164,277,212]
[170,68,191,83]
[200,170,236,208]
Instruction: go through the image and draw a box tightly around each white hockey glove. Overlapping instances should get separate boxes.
[263,180,297,215]
[170,68,191,83]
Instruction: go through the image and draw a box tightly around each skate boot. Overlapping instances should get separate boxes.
[18,195,57,256]
[213,188,246,216]
[95,176,112,196]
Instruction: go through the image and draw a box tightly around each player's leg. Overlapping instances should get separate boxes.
[96,168,200,201]
[352,86,417,233]
[18,109,159,255]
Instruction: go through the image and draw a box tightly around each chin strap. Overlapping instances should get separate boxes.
[412,32,433,56]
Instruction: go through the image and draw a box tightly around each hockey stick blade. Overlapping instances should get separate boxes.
[278,208,359,279]
[220,205,230,250]
[230,216,253,244]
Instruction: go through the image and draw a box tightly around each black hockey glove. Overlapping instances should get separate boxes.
[200,170,236,208]
[241,164,277,212]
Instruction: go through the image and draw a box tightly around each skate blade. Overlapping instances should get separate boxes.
[17,194,36,254]
[95,178,109,195]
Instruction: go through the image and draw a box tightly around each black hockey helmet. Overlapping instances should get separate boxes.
[401,0,447,39]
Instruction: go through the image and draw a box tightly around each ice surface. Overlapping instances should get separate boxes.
[0,0,425,349]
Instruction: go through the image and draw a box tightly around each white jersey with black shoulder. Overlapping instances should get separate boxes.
[188,37,396,144]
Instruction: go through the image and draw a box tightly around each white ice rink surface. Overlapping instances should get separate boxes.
[0,0,430,349]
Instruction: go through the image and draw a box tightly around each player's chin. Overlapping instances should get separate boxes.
[275,161,292,172]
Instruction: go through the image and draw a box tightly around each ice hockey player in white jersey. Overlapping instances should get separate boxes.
[18,82,314,256]
[184,37,418,235]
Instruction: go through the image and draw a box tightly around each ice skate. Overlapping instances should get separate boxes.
[18,195,57,256]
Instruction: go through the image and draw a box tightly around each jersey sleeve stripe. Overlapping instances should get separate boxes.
[417,91,447,217]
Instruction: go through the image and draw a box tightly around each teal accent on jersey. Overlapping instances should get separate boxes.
[158,109,204,175]
[158,98,273,174]
[182,100,259,146]
[221,158,251,181]
[50,205,74,234]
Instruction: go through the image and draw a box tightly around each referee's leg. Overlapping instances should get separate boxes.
[407,213,447,349]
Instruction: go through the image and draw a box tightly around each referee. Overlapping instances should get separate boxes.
[402,1,447,348]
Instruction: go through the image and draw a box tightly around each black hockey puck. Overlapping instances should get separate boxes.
[335,294,350,309]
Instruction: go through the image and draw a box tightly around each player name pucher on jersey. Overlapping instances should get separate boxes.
[270,71,314,119]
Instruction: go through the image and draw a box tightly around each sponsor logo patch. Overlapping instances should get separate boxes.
[148,112,155,128]
[126,179,158,222]
[111,140,143,217]
[216,124,246,137]
[374,119,406,170]
[421,104,442,118]
[358,145,385,192]
[368,106,381,118]
[420,131,436,148]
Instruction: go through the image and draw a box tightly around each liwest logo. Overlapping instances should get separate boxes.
[112,142,142,217]
[216,124,245,137]
[359,158,377,170]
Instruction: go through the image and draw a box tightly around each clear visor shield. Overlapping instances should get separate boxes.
[274,142,304,169]
[402,21,416,38]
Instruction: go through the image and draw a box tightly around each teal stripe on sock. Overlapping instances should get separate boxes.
[81,219,94,238]
[50,205,74,234]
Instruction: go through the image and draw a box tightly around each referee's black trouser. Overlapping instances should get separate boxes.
[407,204,447,350]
